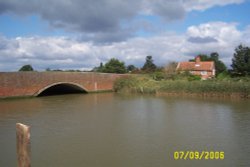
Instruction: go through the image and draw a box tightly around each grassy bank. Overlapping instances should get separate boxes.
[114,75,250,98]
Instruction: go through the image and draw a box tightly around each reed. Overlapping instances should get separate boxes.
[114,75,250,98]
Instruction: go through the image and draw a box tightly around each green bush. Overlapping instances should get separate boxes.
[19,64,34,71]
[151,72,165,81]
[113,77,137,92]
[217,71,230,80]
[188,75,201,81]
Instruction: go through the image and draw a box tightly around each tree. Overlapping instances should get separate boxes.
[164,61,177,79]
[209,52,227,75]
[92,62,104,72]
[46,68,51,71]
[127,65,137,72]
[100,62,103,68]
[96,62,104,72]
[141,55,157,73]
[102,58,127,74]
[19,65,34,71]
[231,44,250,76]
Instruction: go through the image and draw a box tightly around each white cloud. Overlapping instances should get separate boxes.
[184,22,245,65]
[187,22,241,41]
[0,22,250,71]
[183,0,244,11]
[0,0,246,43]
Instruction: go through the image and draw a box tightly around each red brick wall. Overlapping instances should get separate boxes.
[0,72,127,98]
[191,71,214,79]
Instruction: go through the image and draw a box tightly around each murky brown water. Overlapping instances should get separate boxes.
[0,93,250,167]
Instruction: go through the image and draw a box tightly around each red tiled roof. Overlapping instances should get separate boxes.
[177,61,215,71]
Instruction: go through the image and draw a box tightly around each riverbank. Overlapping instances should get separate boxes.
[114,75,250,99]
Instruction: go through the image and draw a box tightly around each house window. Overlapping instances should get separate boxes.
[195,64,200,67]
[201,71,207,75]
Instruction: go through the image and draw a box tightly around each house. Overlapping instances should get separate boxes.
[176,56,215,79]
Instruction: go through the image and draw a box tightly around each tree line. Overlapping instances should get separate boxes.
[92,44,250,77]
[18,44,250,77]
[92,55,160,74]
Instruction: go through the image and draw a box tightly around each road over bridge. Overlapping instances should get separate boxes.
[0,72,127,98]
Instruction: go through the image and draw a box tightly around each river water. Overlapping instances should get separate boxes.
[0,93,250,167]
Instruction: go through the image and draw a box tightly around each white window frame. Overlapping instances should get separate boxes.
[201,71,207,75]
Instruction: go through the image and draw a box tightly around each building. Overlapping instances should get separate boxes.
[176,56,216,79]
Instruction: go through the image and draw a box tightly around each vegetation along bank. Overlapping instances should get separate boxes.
[114,75,250,98]
[113,44,250,99]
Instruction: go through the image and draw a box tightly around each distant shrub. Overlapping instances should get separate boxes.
[152,72,165,81]
[188,75,201,81]
[217,71,230,80]
[19,64,34,71]
[113,77,137,92]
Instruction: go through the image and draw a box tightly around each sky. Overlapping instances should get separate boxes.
[0,0,250,71]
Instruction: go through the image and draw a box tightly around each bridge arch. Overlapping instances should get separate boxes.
[35,82,88,97]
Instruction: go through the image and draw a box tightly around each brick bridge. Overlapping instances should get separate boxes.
[0,72,127,98]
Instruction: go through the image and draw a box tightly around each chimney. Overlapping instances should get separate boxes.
[195,56,201,64]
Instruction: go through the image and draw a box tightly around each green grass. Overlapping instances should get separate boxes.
[114,75,250,98]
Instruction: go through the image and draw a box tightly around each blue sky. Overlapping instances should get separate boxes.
[0,0,250,71]
[1,1,249,37]
[0,14,70,37]
[185,2,250,30]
